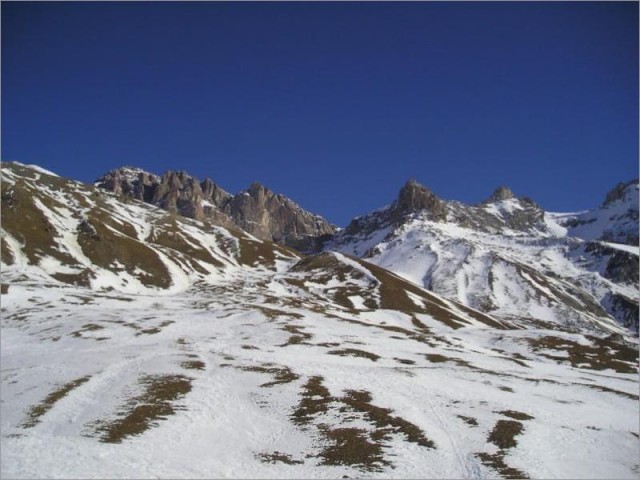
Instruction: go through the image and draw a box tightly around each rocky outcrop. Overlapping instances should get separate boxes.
[95,167,336,248]
[224,182,335,244]
[96,167,236,228]
[486,186,515,202]
[394,179,447,219]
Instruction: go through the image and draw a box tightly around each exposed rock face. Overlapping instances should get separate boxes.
[604,180,638,207]
[583,242,639,285]
[486,186,515,202]
[95,167,236,228]
[95,167,336,248]
[95,167,157,200]
[395,179,447,219]
[152,171,202,217]
[225,182,335,244]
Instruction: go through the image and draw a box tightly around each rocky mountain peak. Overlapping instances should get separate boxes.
[248,181,265,191]
[245,182,271,200]
[603,179,639,207]
[95,166,158,200]
[487,186,515,202]
[200,178,231,206]
[394,179,446,219]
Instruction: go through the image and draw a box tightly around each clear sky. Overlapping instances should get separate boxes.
[2,1,638,226]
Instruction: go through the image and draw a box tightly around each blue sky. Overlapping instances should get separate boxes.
[2,1,638,226]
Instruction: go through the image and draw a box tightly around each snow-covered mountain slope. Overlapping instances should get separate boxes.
[2,163,638,479]
[329,180,639,333]
[548,179,639,246]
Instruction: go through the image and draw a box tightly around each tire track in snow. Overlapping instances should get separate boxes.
[425,394,483,479]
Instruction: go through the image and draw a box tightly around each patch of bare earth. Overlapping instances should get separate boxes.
[476,417,531,479]
[181,360,206,371]
[22,375,92,428]
[525,335,638,374]
[290,376,435,472]
[257,451,303,465]
[88,374,192,443]
[239,365,300,388]
[280,323,313,346]
[328,348,380,362]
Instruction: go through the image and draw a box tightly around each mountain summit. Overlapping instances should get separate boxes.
[485,185,515,202]
[395,179,446,219]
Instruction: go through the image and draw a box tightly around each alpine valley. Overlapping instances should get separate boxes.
[1,161,638,479]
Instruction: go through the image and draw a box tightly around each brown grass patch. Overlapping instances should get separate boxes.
[237,236,293,267]
[280,324,313,346]
[476,452,529,479]
[1,180,81,271]
[498,410,534,421]
[328,348,380,362]
[22,376,91,428]
[290,377,434,472]
[136,327,161,336]
[487,420,524,450]
[319,427,390,472]
[90,374,192,443]
[77,209,172,288]
[394,358,416,365]
[424,353,473,368]
[341,390,435,449]
[457,415,478,426]
[527,335,638,374]
[291,376,333,426]
[181,360,205,371]
[577,383,639,401]
[258,451,303,465]
[475,419,529,479]
[71,323,105,338]
[147,220,224,268]
[240,365,300,388]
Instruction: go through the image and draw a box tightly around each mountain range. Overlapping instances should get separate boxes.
[1,161,638,479]
[95,164,639,333]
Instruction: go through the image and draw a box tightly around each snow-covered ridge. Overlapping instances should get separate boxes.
[554,180,639,245]
[330,179,639,333]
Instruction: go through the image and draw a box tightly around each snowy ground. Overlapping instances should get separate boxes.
[1,273,638,479]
